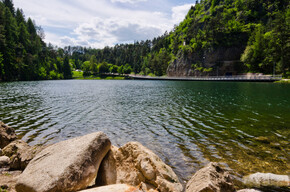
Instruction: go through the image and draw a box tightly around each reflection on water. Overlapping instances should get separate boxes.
[0,80,289,182]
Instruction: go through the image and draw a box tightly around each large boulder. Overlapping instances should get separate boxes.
[185,162,236,192]
[2,140,45,170]
[0,121,17,148]
[79,184,142,192]
[243,173,290,188]
[16,132,111,192]
[96,142,183,192]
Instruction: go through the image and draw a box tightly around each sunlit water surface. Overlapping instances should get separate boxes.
[0,80,289,184]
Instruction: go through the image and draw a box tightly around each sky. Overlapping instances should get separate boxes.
[13,0,195,48]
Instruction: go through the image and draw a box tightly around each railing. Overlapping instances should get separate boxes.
[127,74,283,81]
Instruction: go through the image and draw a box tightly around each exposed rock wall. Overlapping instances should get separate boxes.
[167,46,245,77]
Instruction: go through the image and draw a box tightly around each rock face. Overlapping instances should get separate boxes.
[2,140,45,170]
[96,142,183,192]
[0,156,10,167]
[237,189,262,192]
[0,121,17,149]
[167,47,245,77]
[243,173,290,188]
[16,132,111,192]
[185,162,235,192]
[79,184,142,192]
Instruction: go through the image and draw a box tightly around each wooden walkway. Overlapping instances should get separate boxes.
[127,75,283,82]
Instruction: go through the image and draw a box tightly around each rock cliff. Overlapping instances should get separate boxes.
[167,46,245,77]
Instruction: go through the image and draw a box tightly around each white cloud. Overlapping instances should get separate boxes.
[111,0,147,4]
[13,0,194,48]
[172,3,195,25]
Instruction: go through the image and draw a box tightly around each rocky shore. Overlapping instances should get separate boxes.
[0,121,289,192]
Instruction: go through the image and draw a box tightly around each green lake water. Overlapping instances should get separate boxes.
[0,80,289,183]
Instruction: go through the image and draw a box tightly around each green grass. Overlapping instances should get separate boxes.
[72,71,83,79]
[72,71,125,80]
[274,79,290,84]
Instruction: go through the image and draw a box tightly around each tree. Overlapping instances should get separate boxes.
[2,7,18,80]
[89,55,97,73]
[63,56,72,79]
[3,0,14,16]
[123,64,132,74]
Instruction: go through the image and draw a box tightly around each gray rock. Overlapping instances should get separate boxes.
[79,184,142,192]
[0,148,2,156]
[0,121,17,149]
[237,189,262,192]
[16,132,111,192]
[243,173,290,188]
[2,140,45,170]
[185,162,236,192]
[96,142,183,192]
[0,156,10,167]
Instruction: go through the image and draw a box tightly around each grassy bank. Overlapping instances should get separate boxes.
[72,71,125,80]
[274,79,290,84]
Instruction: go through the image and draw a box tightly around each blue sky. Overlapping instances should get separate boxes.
[13,0,195,48]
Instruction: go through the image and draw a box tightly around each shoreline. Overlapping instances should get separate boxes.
[1,122,289,192]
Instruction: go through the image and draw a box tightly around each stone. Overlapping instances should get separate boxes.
[243,173,290,188]
[96,142,183,192]
[0,171,22,192]
[2,140,45,170]
[254,136,270,144]
[0,121,17,149]
[0,148,2,156]
[79,184,142,192]
[0,156,10,167]
[237,189,262,192]
[95,146,118,186]
[185,162,236,192]
[15,132,111,192]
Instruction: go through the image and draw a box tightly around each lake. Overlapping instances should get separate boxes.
[0,80,289,182]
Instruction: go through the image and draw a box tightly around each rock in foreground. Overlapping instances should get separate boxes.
[2,140,45,170]
[80,184,142,192]
[16,132,111,192]
[0,156,10,167]
[0,121,17,149]
[243,173,290,188]
[185,162,236,192]
[96,142,183,192]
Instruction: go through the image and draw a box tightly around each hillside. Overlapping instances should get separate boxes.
[66,0,289,78]
[0,0,289,81]
[166,0,289,77]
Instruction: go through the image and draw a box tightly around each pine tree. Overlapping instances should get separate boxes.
[63,56,72,79]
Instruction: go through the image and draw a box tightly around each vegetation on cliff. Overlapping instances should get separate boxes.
[65,0,290,77]
[0,0,289,81]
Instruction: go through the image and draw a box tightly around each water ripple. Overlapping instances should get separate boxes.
[0,80,289,182]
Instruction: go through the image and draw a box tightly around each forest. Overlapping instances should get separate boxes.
[0,0,289,81]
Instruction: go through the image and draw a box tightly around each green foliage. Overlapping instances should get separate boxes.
[63,56,72,79]
[109,65,118,73]
[98,61,109,73]
[1,0,288,81]
[123,64,132,74]
[0,1,73,81]
[72,70,83,79]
